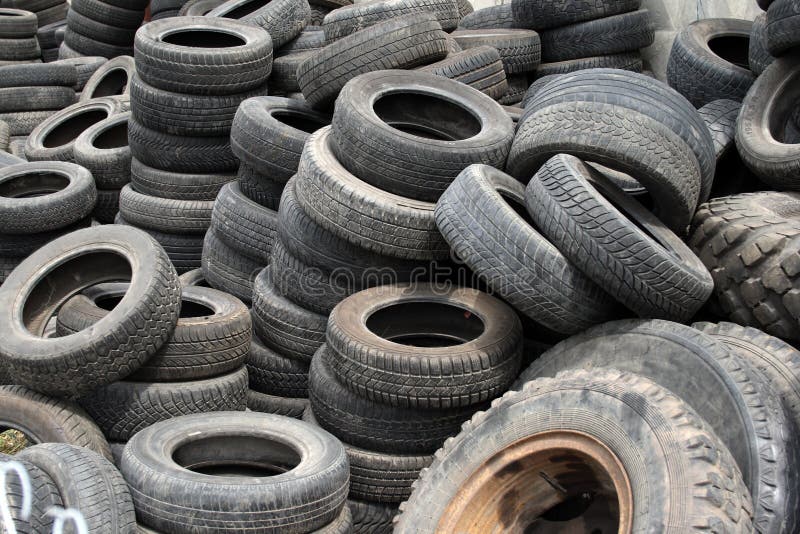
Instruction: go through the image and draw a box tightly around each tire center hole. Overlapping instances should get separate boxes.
[373,92,482,141]
[162,29,246,48]
[0,172,70,198]
[93,121,128,149]
[707,35,749,69]
[219,0,272,18]
[43,109,108,148]
[272,111,328,134]
[366,301,484,347]
[173,435,302,478]
[90,69,129,98]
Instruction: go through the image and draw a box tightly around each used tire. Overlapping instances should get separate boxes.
[80,55,135,101]
[201,228,262,303]
[120,411,349,533]
[231,95,330,182]
[539,9,654,62]
[750,13,775,75]
[395,368,753,533]
[326,284,522,409]
[0,8,38,38]
[24,96,124,162]
[331,70,514,201]
[434,164,619,334]
[516,319,795,534]
[0,453,62,533]
[766,0,800,56]
[206,0,310,48]
[247,388,308,417]
[525,154,713,320]
[79,367,248,441]
[418,45,508,100]
[134,16,273,95]
[297,13,448,108]
[74,112,131,189]
[115,214,204,273]
[211,181,277,263]
[533,51,643,78]
[0,62,76,87]
[57,56,107,91]
[0,85,75,112]
[0,225,181,397]
[236,162,285,209]
[19,442,136,534]
[0,385,111,458]
[510,0,640,30]
[118,184,213,234]
[666,18,755,107]
[179,0,226,14]
[295,127,449,260]
[130,157,233,201]
[309,346,476,453]
[321,0,459,42]
[0,161,96,234]
[247,334,309,397]
[251,266,327,362]
[450,29,541,74]
[349,500,396,534]
[689,192,800,340]
[0,110,58,136]
[458,4,514,29]
[57,283,251,381]
[735,52,800,188]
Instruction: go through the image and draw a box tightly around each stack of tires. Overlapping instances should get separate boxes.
[37,20,68,62]
[0,8,44,65]
[0,161,95,284]
[121,17,271,275]
[450,28,541,104]
[61,0,147,59]
[0,0,67,28]
[269,26,325,97]
[418,44,510,102]
[0,62,79,145]
[305,284,522,533]
[205,0,311,50]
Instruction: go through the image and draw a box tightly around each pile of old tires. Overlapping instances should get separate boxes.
[0,7,46,65]
[0,0,799,531]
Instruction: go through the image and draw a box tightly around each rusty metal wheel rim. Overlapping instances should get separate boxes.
[437,430,633,534]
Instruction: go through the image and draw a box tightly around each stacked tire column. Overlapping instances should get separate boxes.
[62,0,148,59]
[120,17,273,275]
[0,8,44,65]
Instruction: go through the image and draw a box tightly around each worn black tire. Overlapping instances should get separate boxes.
[0,110,57,136]
[458,3,513,29]
[0,219,90,260]
[418,45,508,100]
[37,19,67,51]
[74,111,130,189]
[211,181,277,263]
[698,98,742,160]
[58,283,251,381]
[93,187,120,222]
[496,72,526,104]
[349,500,396,534]
[57,56,107,91]
[0,85,75,112]
[667,18,755,107]
[252,266,327,362]
[279,28,324,54]
[510,0,640,30]
[0,452,62,534]
[270,50,308,94]
[130,73,268,136]
[128,118,238,173]
[396,368,753,533]
[66,9,137,46]
[231,95,330,182]
[450,29,540,74]
[766,0,800,56]
[70,0,144,28]
[130,158,233,201]
[526,154,713,320]
[0,62,76,87]
[79,55,134,101]
[297,13,448,109]
[34,2,68,27]
[327,284,522,409]
[206,0,310,49]
[321,0,459,42]
[201,228,262,303]
[309,346,476,453]
[331,70,513,202]
[24,96,123,162]
[516,319,794,534]
[750,13,775,75]
[0,36,41,61]
[533,51,643,78]
[63,28,135,58]
[295,127,449,260]
[0,8,37,38]
[0,225,181,397]
[435,164,618,333]
[509,101,701,232]
[236,162,285,209]
[735,52,800,188]
[79,367,247,441]
[0,385,111,457]
[539,9,654,62]
[119,184,213,234]
[134,16,273,95]
[114,214,204,273]
[304,408,432,503]
[179,0,225,14]
[247,334,309,397]
[247,388,308,417]
[689,192,800,340]
[0,161,96,233]
[120,411,348,533]
[19,442,137,534]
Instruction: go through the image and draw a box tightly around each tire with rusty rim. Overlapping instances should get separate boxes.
[395,368,754,533]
